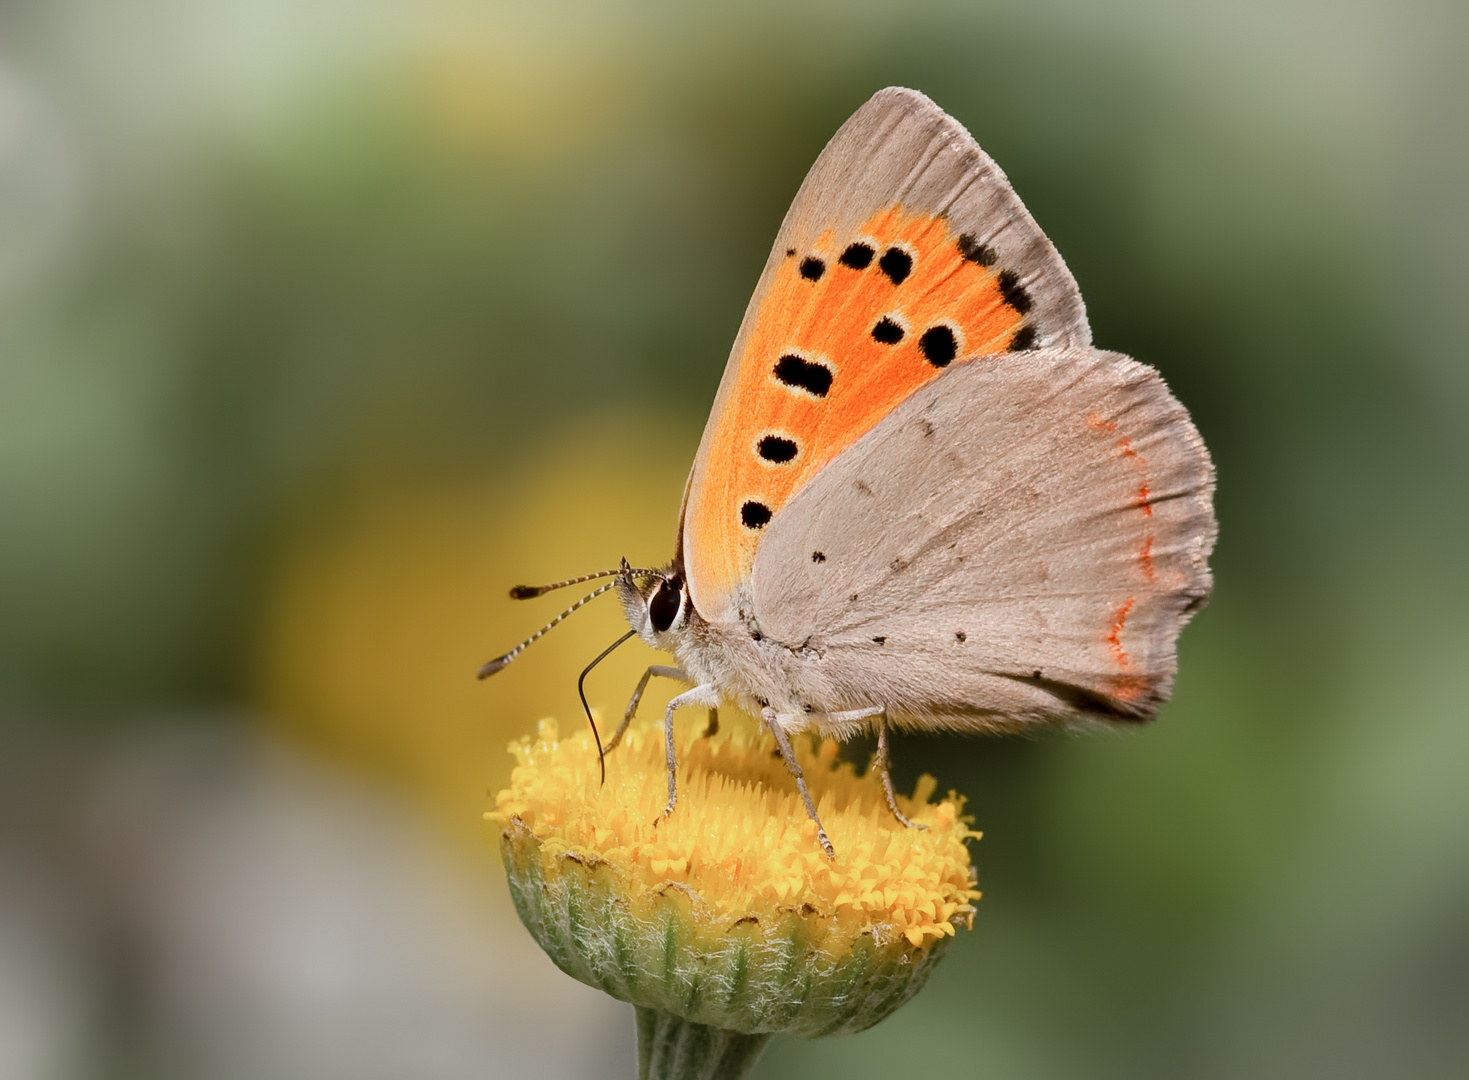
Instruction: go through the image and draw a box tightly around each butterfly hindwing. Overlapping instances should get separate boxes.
[681,87,1092,622]
[749,347,1217,726]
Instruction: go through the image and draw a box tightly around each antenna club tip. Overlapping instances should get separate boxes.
[477,656,512,679]
[509,585,543,600]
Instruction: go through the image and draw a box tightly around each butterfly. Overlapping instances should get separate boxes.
[481,87,1217,857]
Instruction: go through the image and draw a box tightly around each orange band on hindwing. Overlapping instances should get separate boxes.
[685,205,1031,612]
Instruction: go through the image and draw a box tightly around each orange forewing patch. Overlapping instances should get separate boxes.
[686,206,1027,611]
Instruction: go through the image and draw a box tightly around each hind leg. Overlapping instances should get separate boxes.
[875,717,928,831]
[762,708,836,859]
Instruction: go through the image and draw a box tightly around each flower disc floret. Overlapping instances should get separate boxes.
[490,715,980,1037]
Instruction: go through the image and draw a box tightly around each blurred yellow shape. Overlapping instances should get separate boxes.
[255,416,695,849]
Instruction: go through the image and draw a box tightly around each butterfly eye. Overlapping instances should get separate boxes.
[648,578,683,633]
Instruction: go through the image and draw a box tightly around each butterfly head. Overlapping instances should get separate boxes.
[618,559,690,647]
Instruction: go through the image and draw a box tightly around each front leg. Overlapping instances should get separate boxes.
[763,708,836,860]
[658,684,720,820]
[607,665,688,753]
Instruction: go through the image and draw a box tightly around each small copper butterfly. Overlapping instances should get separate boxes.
[481,88,1217,856]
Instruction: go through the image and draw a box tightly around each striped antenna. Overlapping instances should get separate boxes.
[477,581,625,678]
[509,565,664,600]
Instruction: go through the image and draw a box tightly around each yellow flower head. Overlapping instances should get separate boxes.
[490,714,980,1038]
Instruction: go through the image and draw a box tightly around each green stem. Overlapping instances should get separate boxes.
[635,1007,774,1080]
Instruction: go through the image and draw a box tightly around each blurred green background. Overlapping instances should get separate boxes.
[2,1,1466,1077]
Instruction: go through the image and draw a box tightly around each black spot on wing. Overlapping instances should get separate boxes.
[785,248,795,257]
[1008,324,1038,351]
[871,317,904,344]
[878,247,912,285]
[811,551,825,563]
[955,631,967,642]
[757,435,798,463]
[773,354,832,397]
[997,269,1033,314]
[839,242,874,269]
[799,257,825,281]
[872,636,886,645]
[741,501,772,529]
[957,234,997,267]
[919,326,957,367]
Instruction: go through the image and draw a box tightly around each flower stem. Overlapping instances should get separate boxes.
[635,1007,773,1080]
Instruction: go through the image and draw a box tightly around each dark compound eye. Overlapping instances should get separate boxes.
[799,257,825,281]
[648,577,683,633]
[757,435,798,463]
[871,316,904,344]
[839,242,874,269]
[741,501,773,529]
[878,247,912,285]
[957,233,997,267]
[996,269,1033,314]
[919,325,958,367]
[773,354,832,397]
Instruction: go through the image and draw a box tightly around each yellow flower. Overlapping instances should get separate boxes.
[489,714,980,1077]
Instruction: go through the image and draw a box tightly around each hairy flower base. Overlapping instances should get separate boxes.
[490,716,980,1039]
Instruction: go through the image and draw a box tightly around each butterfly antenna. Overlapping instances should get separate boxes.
[509,565,664,599]
[578,629,637,785]
[477,580,624,679]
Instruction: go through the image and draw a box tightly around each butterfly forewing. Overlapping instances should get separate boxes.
[681,88,1091,623]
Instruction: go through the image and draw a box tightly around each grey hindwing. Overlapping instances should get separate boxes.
[749,347,1217,728]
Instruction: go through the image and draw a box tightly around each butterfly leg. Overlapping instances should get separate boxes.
[657,684,719,821]
[608,665,689,753]
[762,708,836,860]
[816,705,883,731]
[875,717,928,831]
